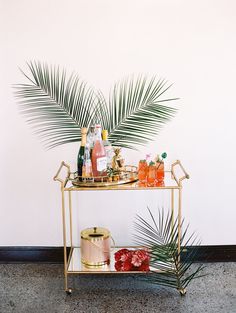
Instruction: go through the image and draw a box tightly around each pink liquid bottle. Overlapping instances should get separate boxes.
[91,125,107,180]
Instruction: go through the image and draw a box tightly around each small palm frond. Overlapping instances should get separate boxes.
[134,208,205,294]
[14,61,98,148]
[103,75,178,147]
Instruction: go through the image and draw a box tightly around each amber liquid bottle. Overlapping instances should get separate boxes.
[91,125,107,179]
[77,128,87,179]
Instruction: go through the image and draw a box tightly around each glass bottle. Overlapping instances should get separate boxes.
[91,125,107,179]
[87,126,96,155]
[77,127,87,180]
[102,130,113,168]
[82,144,93,180]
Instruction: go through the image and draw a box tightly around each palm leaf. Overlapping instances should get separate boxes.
[15,62,178,149]
[134,208,205,294]
[14,61,98,148]
[103,75,178,147]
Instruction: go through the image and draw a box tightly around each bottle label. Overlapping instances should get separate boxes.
[97,157,107,171]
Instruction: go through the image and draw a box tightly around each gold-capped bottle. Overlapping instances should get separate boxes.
[102,130,113,168]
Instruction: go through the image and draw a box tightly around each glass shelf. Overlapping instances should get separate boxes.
[64,171,179,191]
[67,247,159,274]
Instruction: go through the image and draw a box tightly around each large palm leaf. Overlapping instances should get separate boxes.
[15,62,178,149]
[101,76,178,148]
[134,208,205,295]
[14,61,98,148]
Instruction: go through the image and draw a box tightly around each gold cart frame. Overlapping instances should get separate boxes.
[54,160,189,294]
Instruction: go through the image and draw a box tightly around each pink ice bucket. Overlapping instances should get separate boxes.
[81,227,113,266]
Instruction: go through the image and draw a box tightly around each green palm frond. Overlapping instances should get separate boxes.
[15,62,178,149]
[14,61,98,148]
[134,208,205,294]
[104,76,178,147]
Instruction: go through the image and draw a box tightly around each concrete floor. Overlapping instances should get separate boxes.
[0,263,235,313]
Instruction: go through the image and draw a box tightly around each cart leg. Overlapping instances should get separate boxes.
[69,190,73,248]
[63,271,73,295]
[64,273,72,295]
[61,189,72,295]
[178,187,182,263]
[64,273,69,293]
[171,189,174,240]
[174,188,187,296]
[66,191,73,295]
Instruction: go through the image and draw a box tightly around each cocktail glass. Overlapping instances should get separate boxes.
[147,162,156,187]
[138,160,147,183]
[156,162,164,182]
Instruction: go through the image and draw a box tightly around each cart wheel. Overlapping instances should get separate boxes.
[66,288,72,295]
[178,288,187,296]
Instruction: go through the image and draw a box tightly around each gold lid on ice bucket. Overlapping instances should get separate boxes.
[81,227,110,241]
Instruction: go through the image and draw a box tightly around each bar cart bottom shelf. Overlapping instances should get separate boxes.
[65,248,187,296]
[67,247,158,274]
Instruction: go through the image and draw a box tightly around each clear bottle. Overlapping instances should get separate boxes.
[87,126,96,155]
[91,125,107,178]
[82,144,93,180]
[102,130,113,168]
[77,128,87,180]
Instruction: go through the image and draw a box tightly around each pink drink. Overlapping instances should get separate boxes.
[156,162,164,182]
[91,125,107,179]
[147,162,156,186]
[138,160,148,183]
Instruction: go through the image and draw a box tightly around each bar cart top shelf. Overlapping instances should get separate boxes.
[54,160,189,191]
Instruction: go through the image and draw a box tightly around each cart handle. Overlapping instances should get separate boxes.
[171,160,190,186]
[53,161,71,188]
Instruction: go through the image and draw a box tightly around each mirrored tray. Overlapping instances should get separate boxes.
[71,165,138,187]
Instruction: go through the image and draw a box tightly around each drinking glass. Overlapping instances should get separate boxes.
[147,163,156,186]
[138,160,147,183]
[156,162,164,182]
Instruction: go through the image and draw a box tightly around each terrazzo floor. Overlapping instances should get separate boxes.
[0,263,235,313]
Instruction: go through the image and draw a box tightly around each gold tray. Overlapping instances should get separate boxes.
[71,165,138,188]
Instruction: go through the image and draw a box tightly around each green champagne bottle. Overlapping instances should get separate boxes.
[77,128,87,179]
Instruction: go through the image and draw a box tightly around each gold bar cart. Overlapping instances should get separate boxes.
[54,160,189,295]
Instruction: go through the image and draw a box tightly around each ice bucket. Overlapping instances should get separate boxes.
[81,227,112,266]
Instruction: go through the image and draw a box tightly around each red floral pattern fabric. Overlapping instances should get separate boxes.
[114,248,150,272]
